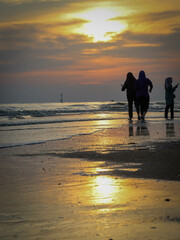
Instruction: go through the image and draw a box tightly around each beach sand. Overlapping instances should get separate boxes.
[0,121,180,239]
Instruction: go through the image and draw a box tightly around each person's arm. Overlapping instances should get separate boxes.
[173,83,179,92]
[148,79,153,93]
[121,81,127,91]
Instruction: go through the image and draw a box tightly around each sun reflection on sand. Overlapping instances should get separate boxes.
[84,117,130,153]
[91,176,121,204]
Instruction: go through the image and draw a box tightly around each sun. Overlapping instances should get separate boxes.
[74,8,127,42]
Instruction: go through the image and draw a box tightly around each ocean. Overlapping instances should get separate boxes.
[0,101,180,148]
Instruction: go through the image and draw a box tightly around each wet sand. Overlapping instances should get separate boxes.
[0,121,180,239]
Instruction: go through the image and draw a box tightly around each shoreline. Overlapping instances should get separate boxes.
[0,121,180,182]
[56,140,180,182]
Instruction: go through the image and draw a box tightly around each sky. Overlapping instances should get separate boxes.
[0,0,180,103]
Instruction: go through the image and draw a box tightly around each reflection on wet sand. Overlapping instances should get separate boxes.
[166,122,175,137]
[129,123,150,137]
[136,124,150,136]
[91,176,120,204]
[129,125,134,136]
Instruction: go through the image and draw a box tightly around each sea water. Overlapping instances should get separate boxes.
[0,101,180,148]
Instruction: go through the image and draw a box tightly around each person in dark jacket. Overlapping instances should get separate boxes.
[121,72,139,120]
[135,70,153,121]
[164,77,178,119]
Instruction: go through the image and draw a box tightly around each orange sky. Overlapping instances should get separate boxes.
[0,0,180,102]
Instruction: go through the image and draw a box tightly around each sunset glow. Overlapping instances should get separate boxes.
[74,8,127,42]
[0,0,179,102]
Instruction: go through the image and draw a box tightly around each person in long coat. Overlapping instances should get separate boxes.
[121,72,139,120]
[135,71,153,121]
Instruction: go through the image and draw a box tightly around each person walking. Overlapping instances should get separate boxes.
[135,70,153,121]
[164,77,179,119]
[121,72,139,120]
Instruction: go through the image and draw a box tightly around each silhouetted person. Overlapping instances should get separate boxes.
[121,72,139,120]
[135,71,153,121]
[164,77,178,119]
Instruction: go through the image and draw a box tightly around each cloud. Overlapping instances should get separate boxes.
[0,19,89,50]
[0,18,179,77]
[0,0,78,23]
[112,10,180,34]
[0,20,94,74]
[0,0,112,23]
[0,0,179,103]
[113,10,180,22]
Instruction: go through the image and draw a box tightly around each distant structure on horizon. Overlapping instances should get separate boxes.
[60,93,63,103]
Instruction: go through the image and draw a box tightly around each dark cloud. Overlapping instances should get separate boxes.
[0,0,110,22]
[0,24,42,50]
[0,20,179,75]
[155,28,180,52]
[0,21,93,73]
[0,50,76,74]
[100,28,180,59]
[112,10,180,22]
[141,11,180,22]
[0,19,88,49]
[0,1,73,22]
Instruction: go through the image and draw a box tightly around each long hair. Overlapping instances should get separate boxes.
[138,70,146,80]
[165,77,172,89]
[138,70,146,86]
[126,72,136,82]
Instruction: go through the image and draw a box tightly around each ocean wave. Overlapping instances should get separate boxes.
[0,116,117,127]
[0,102,127,118]
[0,101,179,120]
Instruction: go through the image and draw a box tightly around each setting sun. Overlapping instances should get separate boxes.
[74,8,127,42]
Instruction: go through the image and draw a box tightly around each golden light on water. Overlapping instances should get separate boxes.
[92,176,119,204]
[73,7,127,42]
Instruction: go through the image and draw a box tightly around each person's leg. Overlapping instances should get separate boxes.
[140,105,144,118]
[145,96,149,114]
[136,97,143,119]
[134,98,140,120]
[165,105,170,119]
[127,96,133,119]
[142,97,149,120]
[139,97,144,118]
[140,97,146,120]
[170,102,174,119]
